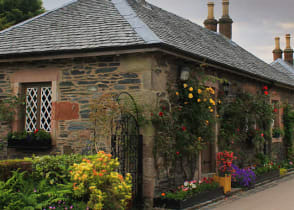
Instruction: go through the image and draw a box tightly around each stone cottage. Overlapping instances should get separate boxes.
[0,0,294,206]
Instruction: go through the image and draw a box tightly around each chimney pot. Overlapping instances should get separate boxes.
[273,37,283,61]
[222,0,230,17]
[207,2,215,19]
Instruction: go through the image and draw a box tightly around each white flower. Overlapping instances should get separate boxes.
[191,184,197,189]
[184,181,189,187]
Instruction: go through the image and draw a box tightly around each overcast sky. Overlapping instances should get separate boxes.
[43,0,294,64]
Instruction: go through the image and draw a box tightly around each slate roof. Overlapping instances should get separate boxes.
[0,0,294,87]
[271,59,294,79]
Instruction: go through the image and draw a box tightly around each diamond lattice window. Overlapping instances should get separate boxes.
[24,84,52,132]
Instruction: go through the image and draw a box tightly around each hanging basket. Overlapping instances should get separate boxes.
[214,174,231,194]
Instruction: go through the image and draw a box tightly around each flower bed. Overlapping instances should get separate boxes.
[255,169,280,184]
[154,178,222,209]
[7,129,52,149]
[154,187,223,209]
[231,164,256,189]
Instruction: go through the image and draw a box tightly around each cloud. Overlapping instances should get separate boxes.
[279,22,294,30]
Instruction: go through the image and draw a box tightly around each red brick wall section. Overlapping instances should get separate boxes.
[52,102,79,121]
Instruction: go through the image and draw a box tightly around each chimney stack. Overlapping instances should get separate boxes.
[204,2,218,32]
[272,37,283,61]
[284,34,293,65]
[219,0,233,39]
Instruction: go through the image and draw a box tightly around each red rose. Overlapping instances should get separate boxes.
[34,129,39,134]
[263,86,268,90]
[264,91,268,95]
[176,151,180,155]
[182,126,187,131]
[274,108,278,113]
[261,133,264,137]
[159,112,163,117]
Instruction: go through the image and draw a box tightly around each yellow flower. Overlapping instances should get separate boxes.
[218,100,221,104]
[188,93,193,99]
[210,109,214,113]
[189,87,193,91]
[210,89,215,95]
[183,83,188,88]
[205,120,209,125]
[176,92,179,96]
[198,89,202,94]
[184,102,188,105]
[204,98,207,102]
[209,98,216,106]
[197,98,201,103]
[216,114,220,118]
[208,106,211,109]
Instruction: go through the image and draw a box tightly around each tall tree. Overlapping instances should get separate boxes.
[0,0,45,31]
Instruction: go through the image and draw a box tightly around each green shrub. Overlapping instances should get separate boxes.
[32,154,83,185]
[0,158,32,181]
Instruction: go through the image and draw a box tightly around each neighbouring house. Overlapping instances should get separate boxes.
[0,0,294,206]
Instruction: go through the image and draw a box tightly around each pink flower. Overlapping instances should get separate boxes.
[290,162,293,165]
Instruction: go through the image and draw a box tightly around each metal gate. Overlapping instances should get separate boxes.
[111,92,143,207]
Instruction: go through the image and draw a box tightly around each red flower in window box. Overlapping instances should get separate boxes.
[158,112,163,117]
[264,91,269,95]
[176,151,180,155]
[34,129,39,134]
[182,126,187,131]
[262,86,268,90]
[261,133,264,137]
[274,108,278,113]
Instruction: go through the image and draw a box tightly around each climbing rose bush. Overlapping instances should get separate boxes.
[70,151,132,210]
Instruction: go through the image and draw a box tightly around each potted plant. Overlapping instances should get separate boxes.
[7,129,51,149]
[214,151,236,194]
[272,127,284,138]
[154,178,223,209]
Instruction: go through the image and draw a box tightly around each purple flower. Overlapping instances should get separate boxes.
[34,189,37,193]
[232,164,256,187]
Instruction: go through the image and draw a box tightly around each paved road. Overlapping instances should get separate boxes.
[202,174,294,210]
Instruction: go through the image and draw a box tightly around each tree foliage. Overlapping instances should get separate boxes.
[0,0,45,31]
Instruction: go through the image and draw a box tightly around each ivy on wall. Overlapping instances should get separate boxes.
[152,69,217,180]
[217,90,274,165]
[283,104,294,159]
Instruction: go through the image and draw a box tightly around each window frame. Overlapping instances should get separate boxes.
[22,82,52,132]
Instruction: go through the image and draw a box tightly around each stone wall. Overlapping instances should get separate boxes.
[0,54,157,160]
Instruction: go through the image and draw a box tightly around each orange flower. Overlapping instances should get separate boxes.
[93,169,98,176]
[161,193,166,196]
[99,173,103,177]
[101,169,106,173]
